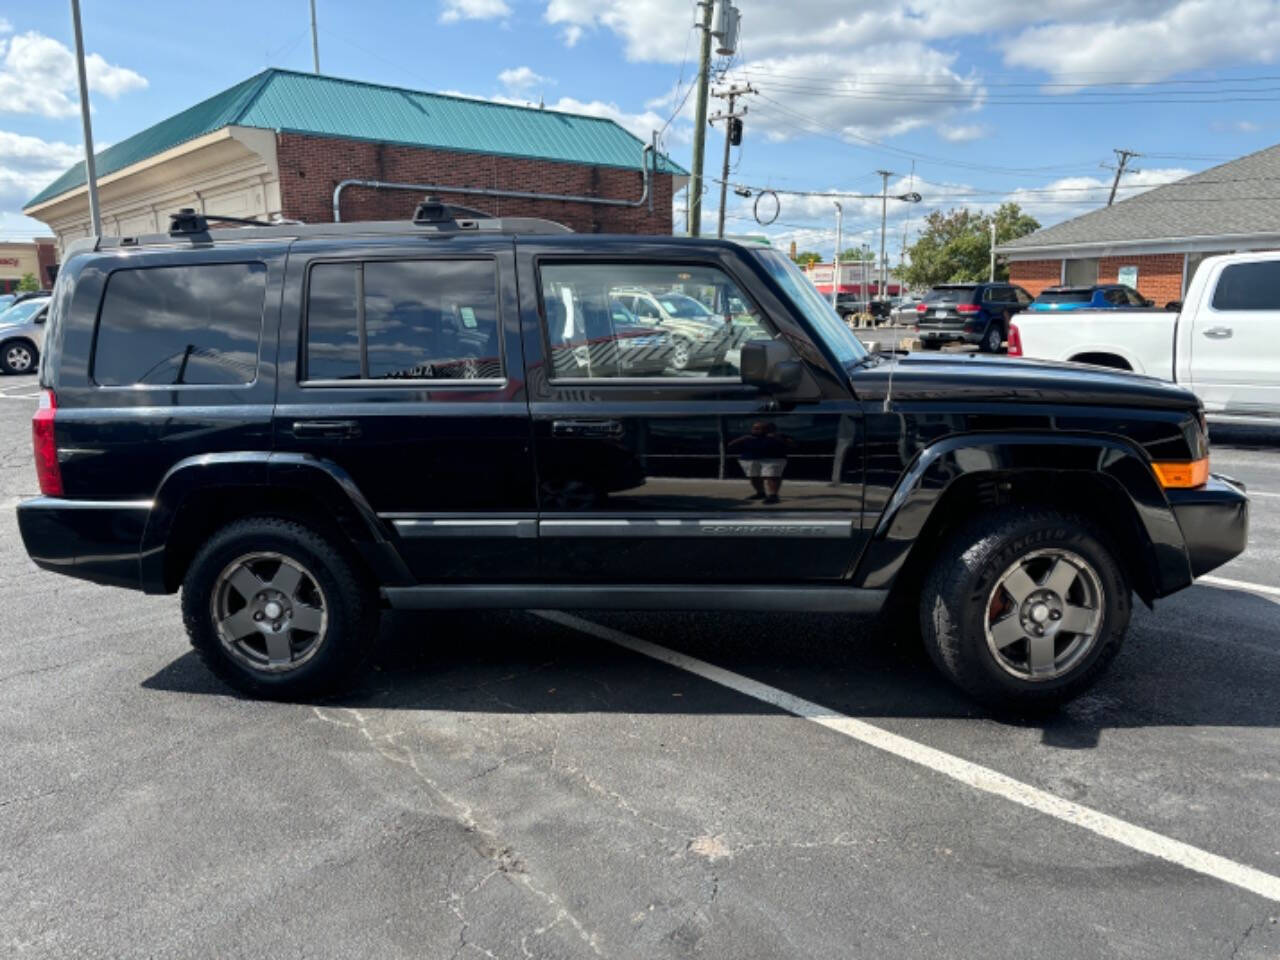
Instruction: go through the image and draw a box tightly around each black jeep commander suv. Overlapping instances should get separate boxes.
[18,208,1248,707]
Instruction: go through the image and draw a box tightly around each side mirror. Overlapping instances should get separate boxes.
[1144,299,1155,307]
[741,340,803,394]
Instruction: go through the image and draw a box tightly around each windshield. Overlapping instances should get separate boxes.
[1034,289,1092,303]
[658,294,713,319]
[0,298,48,325]
[755,249,867,366]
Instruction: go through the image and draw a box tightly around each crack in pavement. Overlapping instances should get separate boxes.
[313,705,606,957]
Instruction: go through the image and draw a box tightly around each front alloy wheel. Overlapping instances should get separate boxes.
[984,548,1103,681]
[920,507,1130,707]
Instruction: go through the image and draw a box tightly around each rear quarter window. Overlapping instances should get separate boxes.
[92,263,266,386]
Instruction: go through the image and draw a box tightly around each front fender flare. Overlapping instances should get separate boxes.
[852,432,1191,600]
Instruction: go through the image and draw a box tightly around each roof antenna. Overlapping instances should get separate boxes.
[882,348,899,413]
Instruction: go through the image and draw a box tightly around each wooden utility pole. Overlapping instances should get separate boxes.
[1105,149,1142,206]
[688,1,715,236]
[709,83,753,239]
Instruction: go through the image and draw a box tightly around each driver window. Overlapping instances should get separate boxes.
[539,262,776,380]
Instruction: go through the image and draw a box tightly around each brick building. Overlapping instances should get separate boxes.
[0,238,58,292]
[23,69,685,249]
[997,143,1280,305]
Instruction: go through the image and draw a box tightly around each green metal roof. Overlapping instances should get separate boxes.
[26,68,687,210]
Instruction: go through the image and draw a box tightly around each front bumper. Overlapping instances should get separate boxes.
[16,496,150,591]
[1167,474,1249,578]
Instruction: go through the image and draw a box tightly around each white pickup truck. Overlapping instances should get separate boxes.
[1008,251,1280,423]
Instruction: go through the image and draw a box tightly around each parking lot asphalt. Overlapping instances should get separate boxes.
[2,376,1279,959]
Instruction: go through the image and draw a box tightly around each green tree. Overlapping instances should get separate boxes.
[900,203,1039,288]
[838,247,874,262]
[16,272,38,292]
[793,250,823,268]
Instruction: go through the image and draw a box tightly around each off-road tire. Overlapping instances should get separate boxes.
[182,516,378,700]
[920,507,1130,708]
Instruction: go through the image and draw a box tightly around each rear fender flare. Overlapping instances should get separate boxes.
[140,451,412,593]
[854,432,1191,600]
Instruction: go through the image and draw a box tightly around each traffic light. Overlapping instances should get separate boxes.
[729,117,743,146]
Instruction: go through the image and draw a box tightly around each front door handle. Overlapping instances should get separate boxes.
[551,418,624,438]
[292,419,362,439]
[1202,326,1233,339]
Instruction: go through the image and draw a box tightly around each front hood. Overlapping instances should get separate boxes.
[851,353,1199,411]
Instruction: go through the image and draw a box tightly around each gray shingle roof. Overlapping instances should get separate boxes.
[998,143,1280,254]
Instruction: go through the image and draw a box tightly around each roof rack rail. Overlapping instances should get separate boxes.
[169,208,305,235]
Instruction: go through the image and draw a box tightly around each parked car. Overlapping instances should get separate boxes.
[0,294,14,311]
[1009,251,1280,423]
[610,287,730,370]
[0,294,50,374]
[1029,284,1154,311]
[17,210,1247,709]
[915,282,1032,352]
[891,297,922,324]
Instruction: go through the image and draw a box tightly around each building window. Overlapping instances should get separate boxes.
[93,263,266,386]
[1063,258,1099,287]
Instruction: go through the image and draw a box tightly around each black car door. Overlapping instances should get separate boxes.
[518,238,866,584]
[273,235,537,582]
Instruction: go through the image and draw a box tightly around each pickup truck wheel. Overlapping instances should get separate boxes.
[920,508,1130,708]
[181,517,378,700]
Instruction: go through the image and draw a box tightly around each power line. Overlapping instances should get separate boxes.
[723,68,1280,90]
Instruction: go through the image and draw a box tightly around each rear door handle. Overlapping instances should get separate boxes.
[1202,326,1233,339]
[551,418,624,438]
[292,419,361,439]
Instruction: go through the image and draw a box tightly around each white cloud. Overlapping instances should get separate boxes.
[939,124,986,142]
[1210,119,1263,133]
[498,65,551,94]
[562,24,584,47]
[1003,167,1193,222]
[0,18,11,34]
[440,0,511,23]
[0,30,146,118]
[738,46,984,141]
[441,88,673,144]
[0,129,82,211]
[1003,0,1280,82]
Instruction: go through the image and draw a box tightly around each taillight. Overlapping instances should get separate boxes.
[1007,323,1023,356]
[956,303,980,314]
[32,389,62,496]
[916,302,927,313]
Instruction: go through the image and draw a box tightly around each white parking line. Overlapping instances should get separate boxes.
[1200,575,1280,599]
[1246,489,1280,498]
[535,609,1280,905]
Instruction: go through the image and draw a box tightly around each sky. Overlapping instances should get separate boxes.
[1,0,1279,260]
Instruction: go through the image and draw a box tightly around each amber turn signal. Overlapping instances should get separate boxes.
[1151,458,1210,489]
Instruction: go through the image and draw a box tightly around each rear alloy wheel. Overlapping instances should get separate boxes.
[920,508,1130,707]
[182,517,377,699]
[1,340,36,374]
[981,324,1003,353]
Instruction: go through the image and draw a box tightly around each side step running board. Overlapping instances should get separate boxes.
[381,584,887,614]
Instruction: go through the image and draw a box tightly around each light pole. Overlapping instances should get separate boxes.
[876,169,894,300]
[69,0,101,236]
[989,220,997,281]
[830,201,843,309]
[310,0,320,73]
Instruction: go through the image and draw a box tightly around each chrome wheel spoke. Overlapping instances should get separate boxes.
[1043,558,1078,599]
[292,602,323,634]
[989,614,1026,650]
[226,564,266,602]
[1026,633,1057,677]
[1001,565,1038,606]
[219,607,259,642]
[263,629,293,665]
[268,561,304,599]
[1059,604,1096,635]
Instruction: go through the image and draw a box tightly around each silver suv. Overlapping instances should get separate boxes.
[0,296,50,374]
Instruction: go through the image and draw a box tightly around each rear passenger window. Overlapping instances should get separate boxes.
[1211,261,1280,311]
[304,259,501,381]
[93,263,266,386]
